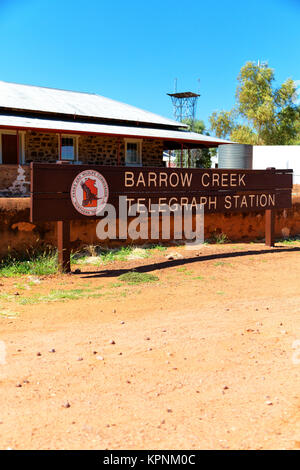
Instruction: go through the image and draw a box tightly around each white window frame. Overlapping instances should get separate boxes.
[59,134,79,162]
[124,139,142,166]
[0,129,25,164]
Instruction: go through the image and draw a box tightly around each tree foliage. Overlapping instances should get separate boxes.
[180,118,213,168]
[209,111,234,140]
[209,62,300,145]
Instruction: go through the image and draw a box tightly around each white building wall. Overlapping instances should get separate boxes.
[253,145,300,185]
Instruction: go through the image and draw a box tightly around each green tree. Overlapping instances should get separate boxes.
[179,118,214,168]
[294,120,300,144]
[209,61,300,145]
[230,125,257,145]
[209,111,234,140]
[183,118,205,134]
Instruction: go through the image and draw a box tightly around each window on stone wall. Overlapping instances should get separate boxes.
[125,139,142,166]
[61,136,76,161]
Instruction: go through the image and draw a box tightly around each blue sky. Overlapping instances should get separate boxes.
[0,0,299,131]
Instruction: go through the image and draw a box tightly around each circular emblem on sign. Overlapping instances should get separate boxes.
[70,170,109,216]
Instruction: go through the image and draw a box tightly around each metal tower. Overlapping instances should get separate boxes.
[167,91,200,130]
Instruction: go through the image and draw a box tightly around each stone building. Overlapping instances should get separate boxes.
[0,81,229,195]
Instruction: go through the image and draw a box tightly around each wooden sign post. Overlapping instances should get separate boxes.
[57,220,70,273]
[30,163,293,272]
[265,168,276,248]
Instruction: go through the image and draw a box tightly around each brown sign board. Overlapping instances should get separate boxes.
[30,163,293,222]
[30,163,293,273]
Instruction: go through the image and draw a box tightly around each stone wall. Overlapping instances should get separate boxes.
[142,139,165,167]
[25,131,58,163]
[0,132,164,195]
[78,136,164,166]
[78,135,121,165]
[23,131,164,167]
[0,165,30,196]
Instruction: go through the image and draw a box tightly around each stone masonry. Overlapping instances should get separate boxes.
[24,131,164,166]
[25,131,58,163]
[78,134,120,165]
[0,131,164,195]
[141,139,165,167]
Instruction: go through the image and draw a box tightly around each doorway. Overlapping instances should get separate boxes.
[1,134,18,164]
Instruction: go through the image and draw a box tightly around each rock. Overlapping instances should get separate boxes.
[84,256,99,265]
[16,383,22,388]
[23,380,30,384]
[266,401,273,406]
[167,408,173,413]
[14,292,20,296]
[36,352,42,356]
[49,349,56,353]
[145,337,151,341]
[96,356,104,361]
[62,402,71,408]
[109,340,116,345]
[28,276,41,284]
[223,386,229,390]
[113,309,116,313]
[120,321,125,324]
[165,252,183,260]
[77,357,83,361]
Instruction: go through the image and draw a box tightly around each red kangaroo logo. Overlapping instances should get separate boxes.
[81,178,98,207]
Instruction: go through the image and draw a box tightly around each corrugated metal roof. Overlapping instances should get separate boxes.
[0,80,185,128]
[0,113,232,147]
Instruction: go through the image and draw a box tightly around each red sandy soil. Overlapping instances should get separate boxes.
[0,242,299,450]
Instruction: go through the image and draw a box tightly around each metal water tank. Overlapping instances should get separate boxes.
[218,144,253,169]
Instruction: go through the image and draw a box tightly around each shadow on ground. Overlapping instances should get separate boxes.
[75,246,300,279]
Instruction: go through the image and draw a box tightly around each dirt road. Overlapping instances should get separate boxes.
[0,242,299,449]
